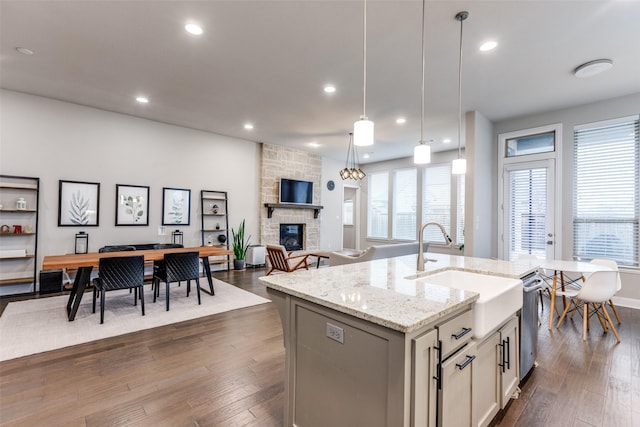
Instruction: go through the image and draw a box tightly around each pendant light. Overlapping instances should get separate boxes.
[452,11,468,175]
[340,132,366,180]
[354,0,374,146]
[413,0,430,164]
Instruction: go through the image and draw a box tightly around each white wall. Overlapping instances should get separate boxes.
[493,92,640,305]
[320,157,344,251]
[1,90,261,292]
[465,110,495,259]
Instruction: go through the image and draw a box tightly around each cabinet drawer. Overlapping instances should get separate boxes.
[438,309,474,359]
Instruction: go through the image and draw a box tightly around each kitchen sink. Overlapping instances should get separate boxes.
[414,269,523,339]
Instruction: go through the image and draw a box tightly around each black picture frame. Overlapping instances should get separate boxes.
[58,180,100,226]
[162,187,191,226]
[115,184,150,226]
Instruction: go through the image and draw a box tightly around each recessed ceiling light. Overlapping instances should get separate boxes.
[324,85,336,93]
[574,59,613,78]
[479,41,497,51]
[443,138,451,144]
[185,23,203,35]
[396,118,407,124]
[307,142,321,148]
[244,123,254,130]
[135,96,149,104]
[16,47,34,55]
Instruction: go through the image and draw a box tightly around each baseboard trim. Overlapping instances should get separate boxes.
[612,296,640,310]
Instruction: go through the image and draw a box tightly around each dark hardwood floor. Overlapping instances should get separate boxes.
[1,269,638,426]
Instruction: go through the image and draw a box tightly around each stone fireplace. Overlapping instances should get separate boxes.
[280,223,304,251]
[260,143,322,252]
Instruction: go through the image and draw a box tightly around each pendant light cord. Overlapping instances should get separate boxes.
[362,0,367,118]
[420,0,426,144]
[456,11,468,158]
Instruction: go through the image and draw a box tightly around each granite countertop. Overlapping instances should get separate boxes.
[259,253,537,333]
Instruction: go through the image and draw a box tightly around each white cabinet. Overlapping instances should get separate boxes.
[472,315,520,427]
[472,332,501,427]
[412,329,438,427]
[499,316,519,407]
[439,341,477,427]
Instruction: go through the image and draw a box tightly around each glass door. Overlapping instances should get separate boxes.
[501,160,556,260]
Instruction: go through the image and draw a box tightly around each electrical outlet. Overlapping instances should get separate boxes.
[326,323,344,344]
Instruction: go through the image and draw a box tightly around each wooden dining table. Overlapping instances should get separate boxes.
[42,246,233,321]
[537,259,612,330]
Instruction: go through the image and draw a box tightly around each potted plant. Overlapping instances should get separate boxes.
[231,219,251,270]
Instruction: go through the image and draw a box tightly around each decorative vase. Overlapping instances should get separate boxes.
[234,259,245,270]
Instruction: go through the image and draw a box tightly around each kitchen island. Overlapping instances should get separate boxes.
[260,253,538,427]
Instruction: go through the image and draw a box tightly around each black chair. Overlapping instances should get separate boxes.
[98,245,137,253]
[92,255,145,324]
[151,244,184,291]
[153,251,201,311]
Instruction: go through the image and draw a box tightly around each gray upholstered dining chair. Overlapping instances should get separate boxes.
[92,255,145,324]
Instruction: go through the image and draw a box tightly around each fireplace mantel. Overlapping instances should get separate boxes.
[264,203,323,219]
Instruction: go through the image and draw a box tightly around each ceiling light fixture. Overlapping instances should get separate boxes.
[413,0,430,164]
[135,96,149,104]
[340,132,366,180]
[354,0,374,146]
[244,123,254,130]
[16,47,34,55]
[396,118,407,124]
[324,85,336,93]
[185,23,203,35]
[452,11,468,175]
[479,41,497,51]
[443,138,452,143]
[573,59,613,78]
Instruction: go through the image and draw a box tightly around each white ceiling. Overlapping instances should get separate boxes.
[2,0,639,164]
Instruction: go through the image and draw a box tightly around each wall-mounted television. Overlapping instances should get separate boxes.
[279,178,313,205]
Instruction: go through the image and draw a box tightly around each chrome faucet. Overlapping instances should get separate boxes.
[417,221,453,271]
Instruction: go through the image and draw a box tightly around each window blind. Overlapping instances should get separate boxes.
[367,172,389,239]
[393,168,417,240]
[573,116,639,267]
[422,163,451,243]
[508,168,547,261]
[457,175,465,245]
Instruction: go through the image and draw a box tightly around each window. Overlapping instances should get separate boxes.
[422,163,451,243]
[393,168,417,240]
[368,172,388,238]
[506,131,555,157]
[457,175,465,245]
[573,116,639,267]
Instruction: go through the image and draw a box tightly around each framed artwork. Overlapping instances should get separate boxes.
[162,187,190,225]
[116,184,150,226]
[58,180,100,226]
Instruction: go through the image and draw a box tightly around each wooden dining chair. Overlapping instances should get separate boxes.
[265,244,310,275]
[153,251,201,311]
[92,255,145,324]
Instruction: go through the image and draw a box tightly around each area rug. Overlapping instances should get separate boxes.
[0,279,270,361]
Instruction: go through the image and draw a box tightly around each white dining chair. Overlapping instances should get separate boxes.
[590,258,622,324]
[555,270,620,343]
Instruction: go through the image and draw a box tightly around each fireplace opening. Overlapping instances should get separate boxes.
[280,223,304,251]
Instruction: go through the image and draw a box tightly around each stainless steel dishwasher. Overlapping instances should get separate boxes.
[520,272,544,380]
